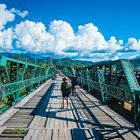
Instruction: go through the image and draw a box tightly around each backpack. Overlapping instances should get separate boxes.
[61,81,71,95]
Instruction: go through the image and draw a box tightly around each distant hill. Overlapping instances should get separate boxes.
[0,52,93,68]
[1,52,140,70]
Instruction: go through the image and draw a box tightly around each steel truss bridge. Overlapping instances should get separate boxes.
[63,59,140,130]
[0,56,57,113]
[0,56,140,139]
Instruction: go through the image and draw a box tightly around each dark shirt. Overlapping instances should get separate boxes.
[61,81,72,95]
[71,74,80,86]
[71,77,77,86]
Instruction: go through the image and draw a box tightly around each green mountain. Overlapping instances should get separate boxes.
[36,57,93,68]
[0,52,93,68]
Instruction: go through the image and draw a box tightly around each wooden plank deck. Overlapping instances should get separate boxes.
[0,75,140,140]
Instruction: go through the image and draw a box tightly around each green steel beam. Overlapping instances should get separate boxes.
[71,59,140,131]
[0,56,57,113]
[121,59,140,130]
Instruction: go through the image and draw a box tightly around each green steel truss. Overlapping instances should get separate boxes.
[66,59,140,131]
[0,56,57,113]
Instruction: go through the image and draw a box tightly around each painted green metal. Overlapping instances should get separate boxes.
[69,59,140,131]
[86,68,92,92]
[62,66,68,76]
[97,66,108,103]
[121,59,140,130]
[0,56,57,113]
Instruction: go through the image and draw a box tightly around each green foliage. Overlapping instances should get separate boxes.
[12,128,27,134]
[1,53,93,68]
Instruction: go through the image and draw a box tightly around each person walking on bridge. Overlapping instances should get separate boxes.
[70,73,80,96]
[60,77,72,109]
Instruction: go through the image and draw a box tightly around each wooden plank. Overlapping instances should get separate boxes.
[29,83,54,128]
[82,88,134,128]
[57,94,63,129]
[85,129,95,140]
[0,80,52,126]
[117,129,138,140]
[59,129,66,140]
[45,97,54,128]
[39,129,46,140]
[132,130,140,139]
[29,116,39,128]
[67,106,77,128]
[48,92,56,128]
[0,138,23,140]
[70,97,84,128]
[30,129,39,140]
[54,90,61,129]
[60,105,67,129]
[23,129,34,140]
[66,108,73,129]
[0,127,7,135]
[52,129,59,140]
[45,129,53,140]
[76,86,140,139]
[72,129,88,140]
[65,129,72,140]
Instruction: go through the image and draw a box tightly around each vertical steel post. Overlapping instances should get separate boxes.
[97,66,107,103]
[121,59,140,130]
[86,68,91,92]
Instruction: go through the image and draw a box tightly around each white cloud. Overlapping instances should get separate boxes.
[74,23,108,51]
[125,38,140,51]
[0,28,14,50]
[10,8,28,18]
[12,19,140,61]
[0,3,139,62]
[0,4,15,30]
[107,36,122,52]
[0,4,28,30]
[49,20,75,53]
[14,20,54,53]
[14,20,124,54]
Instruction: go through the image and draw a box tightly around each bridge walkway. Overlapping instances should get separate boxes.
[0,75,140,140]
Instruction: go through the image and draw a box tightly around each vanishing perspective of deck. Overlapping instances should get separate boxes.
[0,75,140,140]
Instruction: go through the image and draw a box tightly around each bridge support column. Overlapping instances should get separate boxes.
[97,66,108,103]
[121,60,140,131]
[86,68,91,93]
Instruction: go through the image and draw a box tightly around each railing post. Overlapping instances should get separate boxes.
[121,59,140,131]
[86,68,91,92]
[133,91,140,131]
[80,69,84,87]
[97,66,108,103]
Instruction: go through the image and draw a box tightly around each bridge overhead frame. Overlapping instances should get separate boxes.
[0,56,57,113]
[64,59,140,131]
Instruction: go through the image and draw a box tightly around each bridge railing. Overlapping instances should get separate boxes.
[0,56,57,113]
[65,59,140,131]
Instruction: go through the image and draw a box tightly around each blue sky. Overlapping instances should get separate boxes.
[2,0,140,41]
[0,0,140,61]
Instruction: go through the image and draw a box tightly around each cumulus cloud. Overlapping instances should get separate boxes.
[0,3,140,62]
[125,38,140,51]
[0,28,14,50]
[49,20,75,53]
[10,8,28,18]
[12,19,140,61]
[14,20,124,55]
[14,20,54,53]
[0,4,15,30]
[0,3,28,30]
[75,23,108,51]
